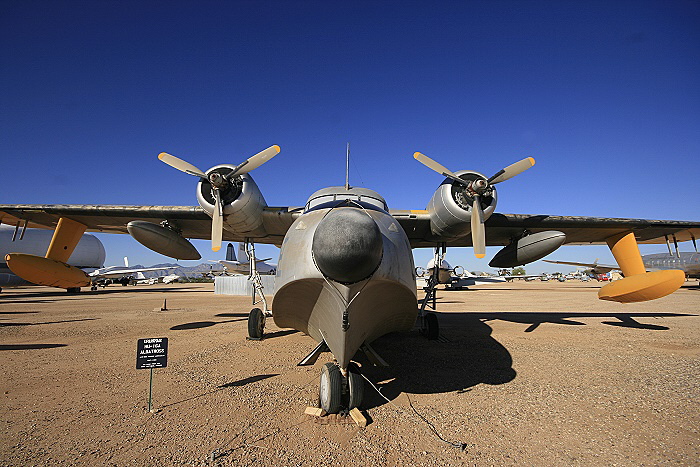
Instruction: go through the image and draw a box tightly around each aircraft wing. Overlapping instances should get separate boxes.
[3,204,699,249]
[0,204,301,246]
[390,210,700,247]
[542,259,619,273]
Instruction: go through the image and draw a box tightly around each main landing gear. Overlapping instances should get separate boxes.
[318,362,364,414]
[244,241,273,340]
[418,243,444,340]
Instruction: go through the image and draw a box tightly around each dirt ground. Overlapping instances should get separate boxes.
[1,280,698,466]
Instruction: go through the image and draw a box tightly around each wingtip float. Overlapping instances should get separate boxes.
[5,253,91,289]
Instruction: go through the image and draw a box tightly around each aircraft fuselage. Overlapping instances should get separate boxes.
[272,187,418,369]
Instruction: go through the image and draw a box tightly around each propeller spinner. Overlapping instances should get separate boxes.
[414,151,535,258]
[159,145,281,252]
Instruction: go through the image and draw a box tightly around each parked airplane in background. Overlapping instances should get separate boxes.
[216,242,276,275]
[88,257,177,290]
[2,145,699,414]
[417,256,540,291]
[0,224,105,290]
[545,251,700,280]
[161,273,182,284]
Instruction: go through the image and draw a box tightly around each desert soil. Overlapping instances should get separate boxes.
[1,280,698,466]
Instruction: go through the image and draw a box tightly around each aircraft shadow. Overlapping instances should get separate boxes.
[262,329,299,339]
[214,312,251,318]
[357,309,694,409]
[473,311,694,332]
[161,374,279,409]
[361,315,516,409]
[170,318,246,331]
[0,286,205,301]
[0,318,99,328]
[0,343,67,351]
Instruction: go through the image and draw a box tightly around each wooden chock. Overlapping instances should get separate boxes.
[349,407,367,427]
[305,406,327,417]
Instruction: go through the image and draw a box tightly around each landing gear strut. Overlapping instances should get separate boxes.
[245,241,273,340]
[418,243,444,340]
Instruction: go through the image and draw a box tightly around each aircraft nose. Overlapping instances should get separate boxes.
[312,208,383,284]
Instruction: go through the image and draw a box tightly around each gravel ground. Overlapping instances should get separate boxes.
[1,280,698,466]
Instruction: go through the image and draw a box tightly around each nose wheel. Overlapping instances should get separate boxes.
[318,362,365,414]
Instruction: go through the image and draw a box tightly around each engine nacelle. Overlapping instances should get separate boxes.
[489,231,566,268]
[127,221,201,260]
[196,167,268,238]
[426,170,498,239]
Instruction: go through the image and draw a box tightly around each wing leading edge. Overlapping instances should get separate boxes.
[390,210,700,247]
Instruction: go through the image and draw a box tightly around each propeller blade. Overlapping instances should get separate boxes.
[211,189,223,252]
[413,152,468,186]
[488,157,535,184]
[158,153,207,178]
[471,196,486,258]
[229,145,281,178]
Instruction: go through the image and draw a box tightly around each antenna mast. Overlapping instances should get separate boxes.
[345,142,350,190]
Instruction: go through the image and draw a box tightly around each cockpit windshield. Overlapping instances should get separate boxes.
[304,187,388,213]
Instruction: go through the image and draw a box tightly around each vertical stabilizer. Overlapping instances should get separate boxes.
[238,242,249,262]
[226,243,236,262]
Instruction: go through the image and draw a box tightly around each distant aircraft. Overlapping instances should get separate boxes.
[161,273,182,284]
[87,257,178,290]
[544,252,700,280]
[216,242,276,275]
[0,224,104,290]
[416,257,535,289]
[2,145,699,415]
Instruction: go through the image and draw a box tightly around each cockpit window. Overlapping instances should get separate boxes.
[305,193,388,213]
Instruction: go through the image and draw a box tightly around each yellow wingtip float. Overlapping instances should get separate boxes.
[598,269,686,303]
[6,217,90,290]
[599,231,686,303]
[6,253,91,289]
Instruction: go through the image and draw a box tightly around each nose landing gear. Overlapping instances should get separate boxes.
[318,362,364,414]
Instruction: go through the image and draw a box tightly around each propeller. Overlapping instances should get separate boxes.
[159,145,281,252]
[413,152,535,258]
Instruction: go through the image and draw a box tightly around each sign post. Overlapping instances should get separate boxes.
[136,337,168,412]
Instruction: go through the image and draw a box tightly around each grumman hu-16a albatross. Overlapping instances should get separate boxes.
[2,145,699,414]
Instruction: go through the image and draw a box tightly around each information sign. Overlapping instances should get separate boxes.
[136,337,168,369]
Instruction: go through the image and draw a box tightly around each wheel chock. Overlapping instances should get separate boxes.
[304,406,327,417]
[349,407,368,427]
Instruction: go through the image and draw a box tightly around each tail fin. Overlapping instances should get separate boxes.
[226,243,236,262]
[124,256,129,268]
[238,243,249,262]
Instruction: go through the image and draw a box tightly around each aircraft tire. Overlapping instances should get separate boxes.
[319,362,342,414]
[66,287,81,294]
[424,313,439,340]
[347,363,364,410]
[247,308,265,339]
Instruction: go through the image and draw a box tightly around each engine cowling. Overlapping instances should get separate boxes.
[195,166,268,238]
[426,170,498,240]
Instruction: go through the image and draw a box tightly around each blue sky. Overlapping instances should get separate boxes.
[2,1,698,273]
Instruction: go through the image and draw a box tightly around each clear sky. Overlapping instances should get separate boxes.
[2,1,698,273]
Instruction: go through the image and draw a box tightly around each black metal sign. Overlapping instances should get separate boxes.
[136,337,168,369]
